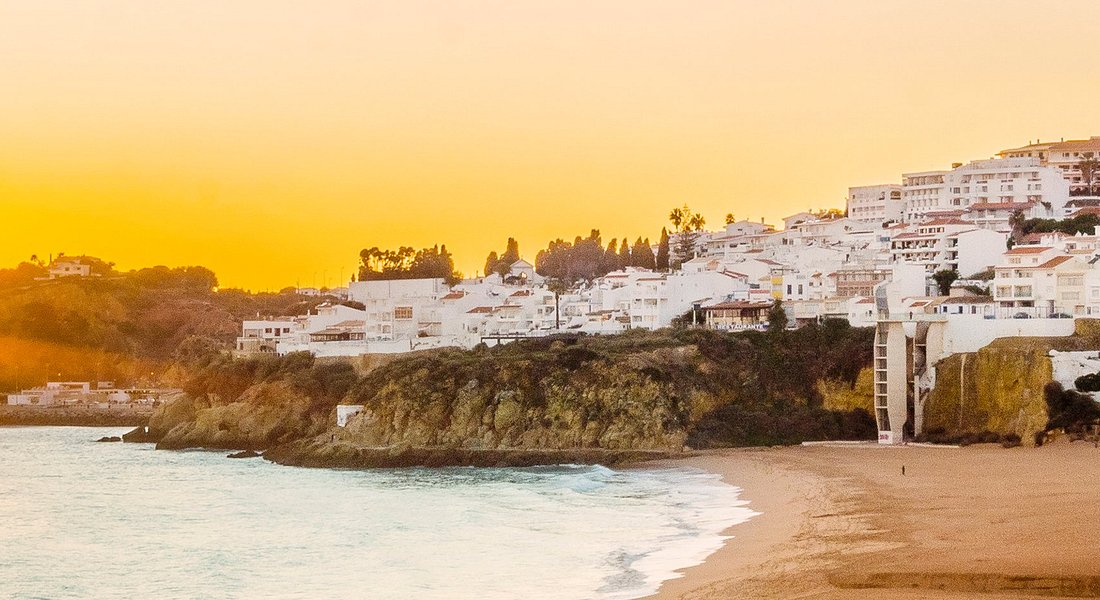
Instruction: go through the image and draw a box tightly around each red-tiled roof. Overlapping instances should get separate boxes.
[510,289,533,297]
[1005,246,1052,255]
[942,296,994,304]
[441,291,466,300]
[1036,255,1074,269]
[1070,207,1100,218]
[702,301,773,310]
[1050,138,1100,153]
[920,218,972,226]
[968,201,1036,211]
[467,306,494,314]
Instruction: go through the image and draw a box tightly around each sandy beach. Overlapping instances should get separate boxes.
[648,441,1100,599]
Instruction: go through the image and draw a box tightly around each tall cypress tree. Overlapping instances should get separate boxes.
[656,228,670,271]
[632,237,656,270]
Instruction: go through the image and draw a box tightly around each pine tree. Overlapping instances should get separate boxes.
[619,238,631,268]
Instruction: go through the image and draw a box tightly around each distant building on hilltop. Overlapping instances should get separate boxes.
[903,158,1069,225]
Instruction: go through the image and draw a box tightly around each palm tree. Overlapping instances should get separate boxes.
[669,207,685,230]
[1079,155,1099,196]
[1009,209,1027,242]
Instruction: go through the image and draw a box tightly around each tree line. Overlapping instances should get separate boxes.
[358,203,716,286]
[357,245,460,285]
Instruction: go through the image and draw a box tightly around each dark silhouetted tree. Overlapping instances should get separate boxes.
[483,251,499,277]
[631,237,656,270]
[767,300,788,333]
[932,269,959,296]
[656,228,670,271]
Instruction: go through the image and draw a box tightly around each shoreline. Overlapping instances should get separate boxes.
[0,405,152,427]
[643,443,1100,599]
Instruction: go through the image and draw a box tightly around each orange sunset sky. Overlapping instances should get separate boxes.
[2,0,1099,290]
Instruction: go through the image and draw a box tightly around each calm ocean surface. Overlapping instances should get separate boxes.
[0,427,754,600]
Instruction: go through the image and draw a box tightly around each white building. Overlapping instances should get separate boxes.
[992,247,1088,317]
[47,259,92,279]
[7,381,170,406]
[999,136,1100,198]
[889,219,1007,278]
[348,278,449,341]
[236,318,299,354]
[847,184,903,225]
[903,158,1069,226]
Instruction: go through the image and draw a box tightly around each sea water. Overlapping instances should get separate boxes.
[0,427,755,600]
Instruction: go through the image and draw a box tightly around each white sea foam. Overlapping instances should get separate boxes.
[0,427,756,600]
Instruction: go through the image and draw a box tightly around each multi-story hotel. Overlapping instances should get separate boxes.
[847,184,903,224]
[902,158,1069,226]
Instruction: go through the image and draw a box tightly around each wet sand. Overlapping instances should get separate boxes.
[648,441,1100,599]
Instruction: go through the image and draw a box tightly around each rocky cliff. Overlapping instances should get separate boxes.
[922,320,1100,445]
[137,323,878,467]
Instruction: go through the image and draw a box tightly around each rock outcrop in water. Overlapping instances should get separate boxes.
[140,323,878,467]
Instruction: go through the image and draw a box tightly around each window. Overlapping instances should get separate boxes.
[394,306,414,320]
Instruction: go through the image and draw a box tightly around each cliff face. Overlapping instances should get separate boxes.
[923,347,1052,444]
[140,324,878,466]
[152,382,329,450]
[339,349,695,453]
[922,320,1100,444]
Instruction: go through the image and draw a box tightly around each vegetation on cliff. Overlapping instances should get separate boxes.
[1041,382,1100,438]
[0,259,345,391]
[922,321,1100,446]
[146,321,876,461]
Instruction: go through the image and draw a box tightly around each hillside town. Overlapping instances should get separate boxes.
[231,136,1100,360]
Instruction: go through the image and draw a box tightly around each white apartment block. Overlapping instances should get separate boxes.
[903,158,1068,226]
[348,278,449,341]
[992,246,1088,316]
[889,219,1007,278]
[847,184,903,224]
[701,220,775,257]
[999,136,1100,198]
[236,318,299,354]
